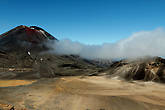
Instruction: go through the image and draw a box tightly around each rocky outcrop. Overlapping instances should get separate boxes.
[107,57,165,82]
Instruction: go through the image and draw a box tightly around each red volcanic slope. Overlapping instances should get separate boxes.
[0,25,57,52]
[0,25,57,44]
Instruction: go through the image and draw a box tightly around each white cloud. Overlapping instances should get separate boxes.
[47,28,165,59]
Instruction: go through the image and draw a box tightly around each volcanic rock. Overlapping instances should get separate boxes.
[107,57,165,82]
[0,25,57,52]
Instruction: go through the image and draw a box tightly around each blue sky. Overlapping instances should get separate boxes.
[0,0,165,44]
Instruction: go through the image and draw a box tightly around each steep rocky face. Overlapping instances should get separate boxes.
[107,57,165,82]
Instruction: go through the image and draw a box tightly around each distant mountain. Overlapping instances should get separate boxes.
[0,25,57,52]
[1,25,165,83]
[0,25,101,79]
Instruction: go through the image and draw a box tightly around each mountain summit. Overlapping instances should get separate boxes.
[0,25,101,79]
[0,25,57,52]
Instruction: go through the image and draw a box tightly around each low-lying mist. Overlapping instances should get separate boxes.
[47,28,165,60]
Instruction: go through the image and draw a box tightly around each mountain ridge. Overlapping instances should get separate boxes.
[1,25,165,83]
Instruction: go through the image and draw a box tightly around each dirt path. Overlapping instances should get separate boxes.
[0,76,165,110]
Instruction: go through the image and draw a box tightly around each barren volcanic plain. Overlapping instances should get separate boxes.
[1,76,165,110]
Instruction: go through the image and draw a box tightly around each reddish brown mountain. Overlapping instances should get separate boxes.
[0,25,57,52]
[0,25,100,79]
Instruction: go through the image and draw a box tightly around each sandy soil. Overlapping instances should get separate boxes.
[0,76,165,110]
[0,80,36,87]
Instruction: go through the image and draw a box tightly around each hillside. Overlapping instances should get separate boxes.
[106,57,165,83]
[0,25,102,79]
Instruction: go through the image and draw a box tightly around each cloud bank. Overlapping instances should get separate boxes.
[47,28,165,59]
